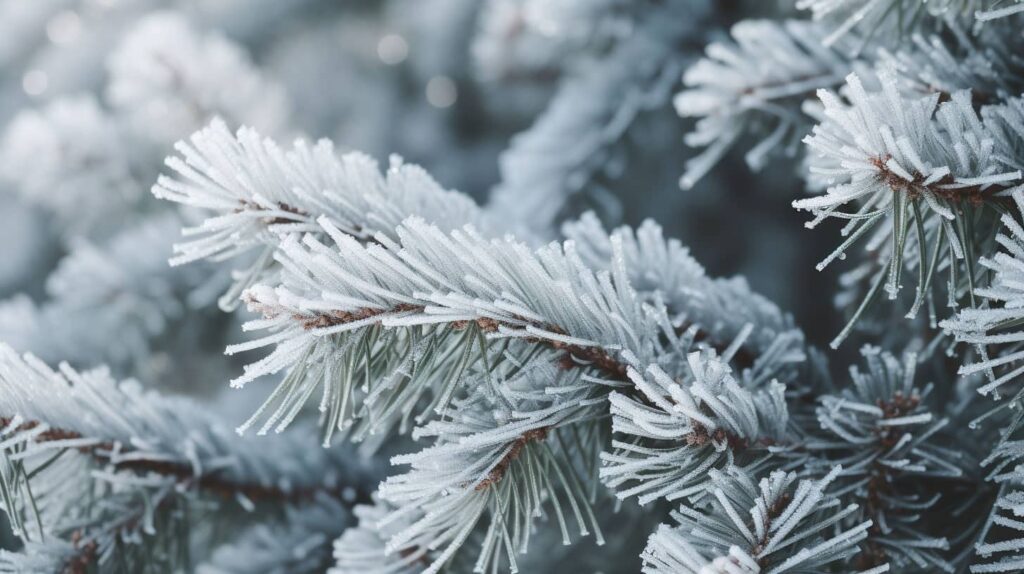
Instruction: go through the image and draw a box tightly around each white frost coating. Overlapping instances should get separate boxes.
[795,69,1024,344]
[641,466,873,573]
[675,20,852,188]
[487,1,706,238]
[0,345,370,570]
[0,345,354,499]
[153,119,488,309]
[376,361,606,574]
[228,214,670,434]
[813,347,959,570]
[602,353,790,505]
[205,166,808,570]
[798,70,1021,236]
[331,497,424,574]
[796,0,968,45]
[0,214,203,369]
[944,194,1024,398]
[107,11,289,143]
[0,96,136,237]
[563,213,806,386]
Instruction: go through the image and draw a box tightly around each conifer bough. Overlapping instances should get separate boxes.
[4,2,1024,573]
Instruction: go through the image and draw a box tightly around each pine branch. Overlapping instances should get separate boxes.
[374,361,608,573]
[0,213,214,371]
[107,12,289,144]
[796,0,967,46]
[0,415,345,504]
[144,88,871,568]
[153,119,487,310]
[601,352,793,505]
[810,346,965,571]
[878,24,1024,106]
[641,466,877,573]
[675,19,853,187]
[563,213,807,384]
[488,0,703,237]
[229,209,805,442]
[0,346,372,572]
[0,96,138,239]
[163,130,818,568]
[970,484,1024,572]
[331,497,430,574]
[795,69,1024,347]
[943,192,1024,446]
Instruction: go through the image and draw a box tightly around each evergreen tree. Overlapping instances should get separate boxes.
[3,0,1024,572]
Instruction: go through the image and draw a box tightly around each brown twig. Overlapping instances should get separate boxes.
[62,530,99,574]
[0,417,358,505]
[297,303,424,330]
[236,199,309,225]
[292,304,756,382]
[475,427,550,491]
[870,155,1016,206]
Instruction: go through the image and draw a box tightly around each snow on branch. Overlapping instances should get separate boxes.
[795,69,1024,346]
[811,346,962,571]
[564,213,807,386]
[0,96,138,238]
[228,203,804,450]
[374,361,607,573]
[153,119,486,310]
[0,214,211,370]
[675,19,853,188]
[228,214,668,441]
[331,497,431,574]
[158,117,847,573]
[488,1,700,236]
[943,192,1024,428]
[797,0,961,46]
[211,165,813,568]
[0,345,369,572]
[641,466,878,573]
[797,0,1024,47]
[879,24,1024,105]
[601,352,791,505]
[107,11,289,144]
[970,483,1024,572]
